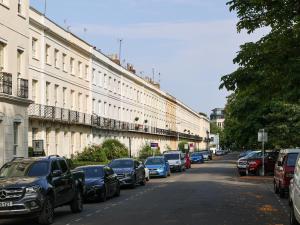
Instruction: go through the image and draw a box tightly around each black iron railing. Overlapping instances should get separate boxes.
[17,78,29,98]
[28,103,203,141]
[0,72,12,95]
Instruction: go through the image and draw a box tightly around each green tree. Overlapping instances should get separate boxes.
[139,144,161,160]
[220,0,300,150]
[178,140,189,153]
[102,139,129,160]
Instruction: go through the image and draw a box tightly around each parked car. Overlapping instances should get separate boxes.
[274,149,300,198]
[236,151,260,176]
[109,158,146,188]
[74,165,120,202]
[190,152,204,164]
[289,153,300,225]
[246,150,279,176]
[238,150,254,159]
[144,156,170,178]
[200,150,212,161]
[164,151,186,172]
[215,150,225,156]
[185,153,191,169]
[0,156,85,225]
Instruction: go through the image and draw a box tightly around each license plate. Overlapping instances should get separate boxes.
[0,202,12,207]
[150,171,157,174]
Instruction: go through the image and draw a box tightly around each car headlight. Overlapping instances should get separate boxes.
[26,185,41,195]
[157,167,165,171]
[176,161,180,165]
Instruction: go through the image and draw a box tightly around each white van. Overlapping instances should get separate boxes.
[289,153,300,224]
[163,151,186,172]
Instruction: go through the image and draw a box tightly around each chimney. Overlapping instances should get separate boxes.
[108,54,120,65]
[127,63,136,74]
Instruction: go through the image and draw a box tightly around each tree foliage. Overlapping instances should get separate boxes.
[138,144,161,160]
[220,0,300,150]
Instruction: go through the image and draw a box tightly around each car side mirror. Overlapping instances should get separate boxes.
[52,170,62,177]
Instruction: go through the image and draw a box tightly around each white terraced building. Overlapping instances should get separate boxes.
[0,1,210,164]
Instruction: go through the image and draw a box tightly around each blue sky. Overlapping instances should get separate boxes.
[30,0,266,115]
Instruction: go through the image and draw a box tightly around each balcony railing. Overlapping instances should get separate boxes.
[17,78,29,98]
[0,72,12,95]
[28,103,203,141]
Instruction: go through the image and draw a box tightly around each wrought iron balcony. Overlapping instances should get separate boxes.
[17,78,29,98]
[28,103,203,141]
[0,72,12,95]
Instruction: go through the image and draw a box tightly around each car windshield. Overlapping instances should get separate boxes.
[0,161,49,178]
[145,158,164,165]
[191,153,202,157]
[79,167,104,178]
[201,151,209,155]
[164,154,179,160]
[110,160,133,168]
[287,153,299,167]
[246,152,261,159]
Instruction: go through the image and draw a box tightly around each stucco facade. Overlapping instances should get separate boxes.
[0,2,210,163]
[0,0,32,165]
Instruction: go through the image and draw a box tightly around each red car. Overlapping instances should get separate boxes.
[185,153,191,169]
[246,150,278,176]
[274,149,300,198]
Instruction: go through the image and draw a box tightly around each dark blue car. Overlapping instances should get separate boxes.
[190,152,204,164]
[75,165,120,202]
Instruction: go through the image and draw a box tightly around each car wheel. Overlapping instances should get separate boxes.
[38,196,54,225]
[140,176,146,186]
[114,183,121,197]
[239,171,245,176]
[99,186,107,202]
[70,190,83,213]
[290,203,300,225]
[130,176,136,189]
[168,169,171,176]
[163,171,168,178]
[279,186,285,198]
[274,181,279,194]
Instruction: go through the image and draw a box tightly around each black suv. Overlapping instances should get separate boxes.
[109,158,146,188]
[0,156,85,225]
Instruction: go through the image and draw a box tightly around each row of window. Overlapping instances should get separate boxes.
[0,41,25,75]
[0,0,24,15]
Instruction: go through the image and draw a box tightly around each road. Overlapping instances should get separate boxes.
[0,153,289,225]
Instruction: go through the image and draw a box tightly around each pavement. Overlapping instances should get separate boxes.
[0,153,290,225]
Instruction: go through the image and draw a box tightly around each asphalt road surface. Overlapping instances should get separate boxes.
[0,153,289,225]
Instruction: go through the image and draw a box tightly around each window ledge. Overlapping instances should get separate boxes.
[0,2,9,10]
[18,13,26,20]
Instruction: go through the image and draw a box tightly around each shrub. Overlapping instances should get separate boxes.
[178,140,189,153]
[101,139,129,160]
[139,144,161,160]
[75,145,108,162]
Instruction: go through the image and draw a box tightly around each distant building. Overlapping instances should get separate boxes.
[210,108,225,129]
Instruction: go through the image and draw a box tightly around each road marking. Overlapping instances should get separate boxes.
[74,218,82,222]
